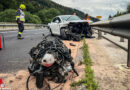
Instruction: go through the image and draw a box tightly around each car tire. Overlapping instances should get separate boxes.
[89,26,92,35]
[60,28,67,39]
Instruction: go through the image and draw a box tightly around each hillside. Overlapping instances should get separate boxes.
[109,4,130,19]
[0,0,99,23]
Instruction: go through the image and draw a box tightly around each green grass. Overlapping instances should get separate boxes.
[70,38,98,90]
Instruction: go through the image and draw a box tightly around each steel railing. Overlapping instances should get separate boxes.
[91,13,130,67]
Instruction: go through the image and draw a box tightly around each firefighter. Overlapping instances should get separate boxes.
[84,14,93,38]
[85,13,90,24]
[73,12,76,16]
[16,4,26,39]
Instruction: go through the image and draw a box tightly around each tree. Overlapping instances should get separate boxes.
[109,15,112,18]
[38,8,60,24]
[0,9,16,22]
[0,9,41,24]
[0,4,3,11]
[127,4,130,13]
[0,0,99,23]
[25,11,42,24]
[33,15,42,24]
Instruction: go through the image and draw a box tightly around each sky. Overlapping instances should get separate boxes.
[51,0,130,20]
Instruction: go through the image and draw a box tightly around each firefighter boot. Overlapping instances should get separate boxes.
[17,34,24,39]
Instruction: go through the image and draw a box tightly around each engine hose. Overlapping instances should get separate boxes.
[73,68,79,76]
[51,83,62,90]
[26,75,31,90]
[26,75,62,90]
[71,62,79,76]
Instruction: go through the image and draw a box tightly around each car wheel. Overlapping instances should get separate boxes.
[60,28,67,39]
[89,26,93,35]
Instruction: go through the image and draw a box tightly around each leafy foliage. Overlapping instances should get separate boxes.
[0,9,16,22]
[0,0,98,23]
[109,4,130,18]
[38,8,60,24]
[25,12,42,24]
[0,9,41,24]
[127,4,130,13]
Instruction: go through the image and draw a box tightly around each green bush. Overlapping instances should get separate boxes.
[33,15,42,24]
[0,9,42,24]
[25,11,42,24]
[38,8,60,24]
[0,9,16,22]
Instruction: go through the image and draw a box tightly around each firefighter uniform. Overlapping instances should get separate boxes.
[16,4,26,39]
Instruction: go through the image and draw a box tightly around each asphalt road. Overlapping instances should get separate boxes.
[0,28,50,73]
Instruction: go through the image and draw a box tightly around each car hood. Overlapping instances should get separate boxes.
[63,20,88,23]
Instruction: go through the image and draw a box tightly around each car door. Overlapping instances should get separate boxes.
[49,17,61,35]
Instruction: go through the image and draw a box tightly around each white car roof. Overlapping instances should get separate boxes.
[58,15,73,17]
[57,15,75,18]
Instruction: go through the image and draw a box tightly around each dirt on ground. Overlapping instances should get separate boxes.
[0,40,85,90]
[86,38,130,90]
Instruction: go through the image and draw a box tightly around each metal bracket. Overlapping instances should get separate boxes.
[120,37,124,42]
[98,31,102,39]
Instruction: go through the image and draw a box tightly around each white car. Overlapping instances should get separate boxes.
[48,15,92,40]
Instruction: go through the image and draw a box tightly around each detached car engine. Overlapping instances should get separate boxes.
[28,35,78,89]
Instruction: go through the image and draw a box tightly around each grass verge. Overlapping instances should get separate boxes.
[70,38,98,90]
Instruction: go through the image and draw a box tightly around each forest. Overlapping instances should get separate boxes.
[109,4,130,18]
[0,0,99,24]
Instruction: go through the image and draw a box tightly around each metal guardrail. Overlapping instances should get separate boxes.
[91,13,130,67]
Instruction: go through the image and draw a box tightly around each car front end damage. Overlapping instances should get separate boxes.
[61,21,92,41]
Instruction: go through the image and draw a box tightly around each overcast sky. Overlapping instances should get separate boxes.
[51,0,130,19]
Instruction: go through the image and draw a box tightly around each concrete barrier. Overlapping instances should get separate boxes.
[0,23,47,31]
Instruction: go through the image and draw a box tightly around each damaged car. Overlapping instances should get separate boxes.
[48,15,93,41]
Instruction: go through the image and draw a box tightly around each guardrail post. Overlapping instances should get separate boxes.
[120,37,124,42]
[98,31,102,39]
[2,34,5,48]
[127,39,130,67]
[104,32,107,35]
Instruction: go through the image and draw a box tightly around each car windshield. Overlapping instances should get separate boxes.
[60,15,81,21]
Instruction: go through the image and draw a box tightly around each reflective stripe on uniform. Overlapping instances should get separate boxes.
[16,16,20,18]
[20,18,25,22]
[16,16,20,20]
[20,10,25,22]
[18,32,22,34]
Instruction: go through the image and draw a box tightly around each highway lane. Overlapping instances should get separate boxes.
[0,28,50,73]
